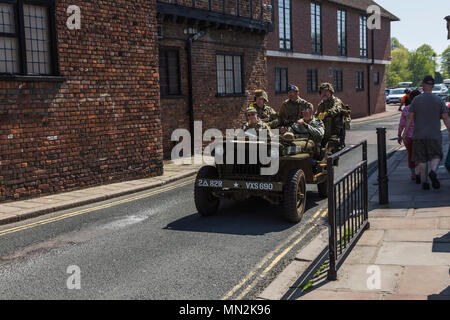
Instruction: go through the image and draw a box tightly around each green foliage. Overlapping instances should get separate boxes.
[386,48,410,87]
[408,51,435,86]
[441,46,450,78]
[391,37,406,51]
[386,39,441,87]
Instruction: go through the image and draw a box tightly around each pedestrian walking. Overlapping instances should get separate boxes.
[403,76,450,190]
[398,89,411,112]
[397,89,421,182]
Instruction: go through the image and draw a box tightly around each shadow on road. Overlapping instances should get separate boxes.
[163,191,323,236]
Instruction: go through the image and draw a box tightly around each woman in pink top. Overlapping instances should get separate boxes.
[398,90,421,181]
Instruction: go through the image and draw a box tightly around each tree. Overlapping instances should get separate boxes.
[408,50,435,86]
[386,47,411,87]
[441,45,450,78]
[416,44,437,72]
[391,37,406,51]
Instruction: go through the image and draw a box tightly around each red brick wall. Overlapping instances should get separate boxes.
[267,58,387,118]
[159,20,267,157]
[0,0,163,202]
[266,0,393,118]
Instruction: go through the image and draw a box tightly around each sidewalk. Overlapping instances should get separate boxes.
[259,130,450,300]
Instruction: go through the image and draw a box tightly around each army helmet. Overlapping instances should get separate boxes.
[246,106,258,114]
[254,89,269,103]
[319,82,335,94]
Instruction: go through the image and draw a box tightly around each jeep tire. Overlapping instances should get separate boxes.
[283,169,306,223]
[195,166,220,217]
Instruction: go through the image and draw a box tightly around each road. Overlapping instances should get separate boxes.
[0,111,402,300]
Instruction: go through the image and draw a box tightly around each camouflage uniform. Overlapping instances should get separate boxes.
[291,117,325,146]
[281,117,324,157]
[242,106,272,136]
[276,97,314,127]
[249,90,279,129]
[248,102,279,129]
[242,120,272,136]
[316,83,351,155]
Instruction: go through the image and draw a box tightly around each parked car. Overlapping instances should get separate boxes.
[385,89,390,97]
[386,88,407,105]
[432,84,448,98]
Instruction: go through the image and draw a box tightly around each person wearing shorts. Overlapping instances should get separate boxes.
[403,76,450,190]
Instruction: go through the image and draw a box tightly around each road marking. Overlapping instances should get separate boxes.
[221,206,328,300]
[235,224,318,300]
[0,178,195,237]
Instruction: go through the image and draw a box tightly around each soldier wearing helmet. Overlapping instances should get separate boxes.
[247,90,279,129]
[242,106,272,136]
[316,83,351,155]
[277,84,314,132]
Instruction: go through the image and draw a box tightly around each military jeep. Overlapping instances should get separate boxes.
[194,135,330,223]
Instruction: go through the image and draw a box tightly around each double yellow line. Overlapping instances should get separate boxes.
[0,178,196,238]
[221,206,328,300]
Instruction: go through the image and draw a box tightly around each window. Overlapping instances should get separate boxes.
[359,15,368,58]
[311,2,322,55]
[307,68,318,93]
[159,47,181,96]
[356,70,364,91]
[278,0,291,50]
[0,1,56,76]
[374,70,380,85]
[275,67,288,93]
[333,69,343,92]
[216,53,243,95]
[337,10,347,56]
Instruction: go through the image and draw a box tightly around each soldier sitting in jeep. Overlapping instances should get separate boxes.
[280,105,324,158]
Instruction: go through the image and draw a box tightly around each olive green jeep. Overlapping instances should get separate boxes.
[194,136,331,223]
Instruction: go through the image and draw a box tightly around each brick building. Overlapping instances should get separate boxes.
[157,0,273,157]
[0,0,162,202]
[266,0,399,118]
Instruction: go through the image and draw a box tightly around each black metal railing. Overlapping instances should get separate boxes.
[327,140,369,280]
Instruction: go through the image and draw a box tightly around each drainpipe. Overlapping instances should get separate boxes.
[367,28,375,116]
[186,30,205,156]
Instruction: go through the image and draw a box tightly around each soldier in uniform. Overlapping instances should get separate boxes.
[315,83,351,155]
[276,85,314,133]
[247,90,279,129]
[281,106,324,157]
[242,106,272,137]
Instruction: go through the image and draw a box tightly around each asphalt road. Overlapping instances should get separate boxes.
[0,112,402,300]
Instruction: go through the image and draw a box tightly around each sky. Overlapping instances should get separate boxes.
[374,0,449,56]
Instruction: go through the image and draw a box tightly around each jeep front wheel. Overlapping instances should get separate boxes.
[194,166,220,217]
[283,169,306,223]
